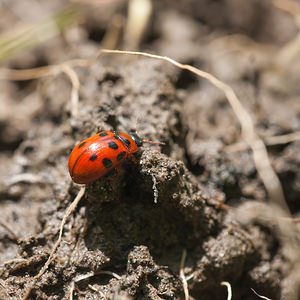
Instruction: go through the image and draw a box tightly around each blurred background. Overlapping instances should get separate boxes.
[0,0,300,299]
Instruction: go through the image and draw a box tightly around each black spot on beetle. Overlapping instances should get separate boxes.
[90,154,98,161]
[103,158,113,168]
[78,142,86,148]
[99,132,108,137]
[108,141,118,150]
[124,139,131,148]
[117,151,126,161]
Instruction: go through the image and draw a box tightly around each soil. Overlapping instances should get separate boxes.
[0,0,300,299]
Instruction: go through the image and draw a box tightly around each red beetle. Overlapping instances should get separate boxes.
[68,130,161,184]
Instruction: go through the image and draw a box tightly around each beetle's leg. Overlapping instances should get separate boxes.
[106,165,121,181]
[128,154,137,163]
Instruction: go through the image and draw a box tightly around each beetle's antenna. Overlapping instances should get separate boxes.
[143,139,165,145]
[136,119,165,145]
[136,118,141,136]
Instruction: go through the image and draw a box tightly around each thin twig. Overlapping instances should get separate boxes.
[72,271,120,299]
[69,281,75,300]
[7,173,44,186]
[3,258,28,266]
[0,220,19,242]
[74,271,96,283]
[179,249,189,300]
[102,14,124,49]
[280,217,300,224]
[221,281,232,300]
[73,270,122,283]
[61,64,80,118]
[250,288,272,300]
[96,270,122,280]
[0,6,82,63]
[224,131,300,153]
[124,0,152,49]
[266,131,300,146]
[0,65,58,80]
[23,185,86,300]
[272,0,300,17]
[88,284,107,299]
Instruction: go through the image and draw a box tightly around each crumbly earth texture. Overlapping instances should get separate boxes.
[0,1,300,299]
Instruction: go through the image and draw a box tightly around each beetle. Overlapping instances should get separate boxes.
[68,130,162,184]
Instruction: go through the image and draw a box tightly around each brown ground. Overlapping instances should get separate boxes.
[0,0,300,299]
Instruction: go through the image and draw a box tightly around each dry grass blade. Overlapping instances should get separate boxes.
[23,185,86,300]
[272,0,300,17]
[102,14,124,49]
[0,65,57,80]
[69,281,75,300]
[61,64,80,118]
[0,63,80,118]
[96,270,122,280]
[88,284,107,298]
[124,0,152,49]
[224,131,300,153]
[0,5,82,63]
[251,288,272,300]
[179,249,189,300]
[266,131,300,146]
[0,220,19,242]
[221,281,232,300]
